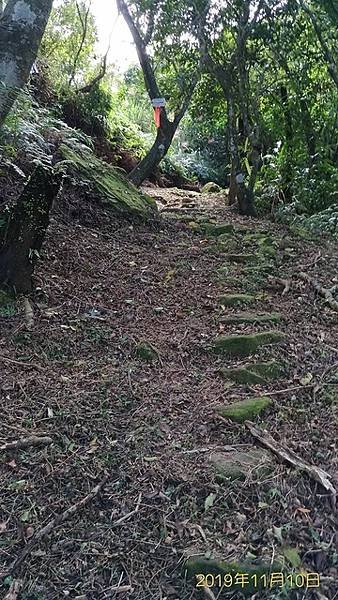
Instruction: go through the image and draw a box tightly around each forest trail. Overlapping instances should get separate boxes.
[0,189,337,599]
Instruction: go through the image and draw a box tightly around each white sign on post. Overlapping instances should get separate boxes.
[151,97,166,108]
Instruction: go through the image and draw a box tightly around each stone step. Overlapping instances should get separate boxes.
[212,331,286,357]
[200,222,234,236]
[226,253,257,263]
[221,361,284,384]
[218,294,256,307]
[210,447,273,480]
[216,396,272,423]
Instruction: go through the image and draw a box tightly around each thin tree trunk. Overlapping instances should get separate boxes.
[300,98,316,166]
[226,89,256,217]
[0,0,53,127]
[0,167,61,293]
[280,84,293,201]
[129,121,175,187]
[118,0,197,187]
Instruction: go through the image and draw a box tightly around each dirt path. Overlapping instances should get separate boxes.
[0,190,337,599]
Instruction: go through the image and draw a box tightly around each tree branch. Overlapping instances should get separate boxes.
[299,0,338,89]
[77,49,108,93]
[69,0,92,87]
[117,0,161,100]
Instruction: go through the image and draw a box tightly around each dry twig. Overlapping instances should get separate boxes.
[5,474,109,575]
[111,492,142,527]
[0,436,53,452]
[23,297,34,329]
[245,421,336,511]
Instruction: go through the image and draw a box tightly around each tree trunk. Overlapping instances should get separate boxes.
[0,0,53,127]
[300,98,316,166]
[0,166,61,294]
[226,90,256,217]
[129,119,175,187]
[280,84,293,201]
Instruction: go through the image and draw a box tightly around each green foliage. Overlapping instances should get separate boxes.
[39,0,97,90]
[61,83,113,136]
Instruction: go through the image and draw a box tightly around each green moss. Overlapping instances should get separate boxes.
[201,182,222,193]
[216,396,272,423]
[221,312,282,325]
[218,294,256,307]
[212,331,285,357]
[221,361,283,384]
[60,144,157,219]
[0,289,16,317]
[185,557,279,594]
[210,448,273,481]
[226,253,257,263]
[200,222,234,237]
[135,342,158,362]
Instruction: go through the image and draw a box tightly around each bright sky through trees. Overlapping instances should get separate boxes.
[91,0,137,70]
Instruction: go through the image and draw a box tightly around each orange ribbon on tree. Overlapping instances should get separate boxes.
[151,97,166,128]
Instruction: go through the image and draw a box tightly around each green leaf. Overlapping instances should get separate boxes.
[9,480,27,491]
[273,526,284,544]
[282,546,301,568]
[300,372,313,386]
[244,157,252,176]
[204,493,216,511]
[20,509,31,523]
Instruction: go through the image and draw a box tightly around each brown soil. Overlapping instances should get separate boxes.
[0,188,337,600]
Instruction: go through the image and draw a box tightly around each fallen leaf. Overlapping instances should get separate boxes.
[4,579,21,600]
[20,509,31,523]
[204,493,216,511]
[300,372,313,386]
[282,546,301,568]
[273,525,284,544]
[0,521,7,533]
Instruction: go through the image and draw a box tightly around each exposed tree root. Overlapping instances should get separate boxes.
[299,272,338,312]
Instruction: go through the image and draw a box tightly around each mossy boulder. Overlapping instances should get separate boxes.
[226,253,257,263]
[135,342,158,362]
[218,294,256,307]
[216,396,272,423]
[201,182,222,194]
[220,312,282,325]
[200,222,234,237]
[60,143,157,219]
[185,556,279,595]
[210,448,273,480]
[221,361,284,384]
[0,289,16,317]
[212,331,285,357]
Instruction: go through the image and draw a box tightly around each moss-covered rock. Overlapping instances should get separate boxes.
[60,143,157,219]
[210,448,273,480]
[0,289,16,317]
[216,396,272,422]
[226,253,257,263]
[221,361,284,384]
[201,182,222,194]
[185,556,279,595]
[220,312,282,325]
[212,331,285,357]
[218,294,256,307]
[135,342,158,362]
[200,222,234,237]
